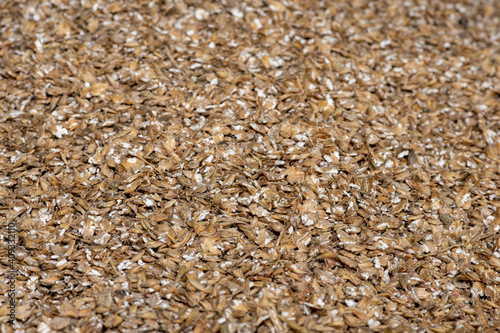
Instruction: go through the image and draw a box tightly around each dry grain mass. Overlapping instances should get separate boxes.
[0,0,499,332]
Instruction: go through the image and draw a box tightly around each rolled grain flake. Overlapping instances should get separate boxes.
[408,149,417,165]
[201,236,222,255]
[287,167,304,184]
[104,315,123,329]
[54,21,71,37]
[163,136,177,152]
[261,55,271,69]
[269,1,286,12]
[90,82,108,96]
[51,124,68,139]
[37,322,52,333]
[39,275,59,286]
[195,8,208,20]
[455,188,472,209]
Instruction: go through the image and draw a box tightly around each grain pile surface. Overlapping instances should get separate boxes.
[1,0,500,332]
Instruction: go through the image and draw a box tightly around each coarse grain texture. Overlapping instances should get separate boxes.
[0,0,500,332]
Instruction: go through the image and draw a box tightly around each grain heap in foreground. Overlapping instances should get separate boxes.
[0,0,500,332]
